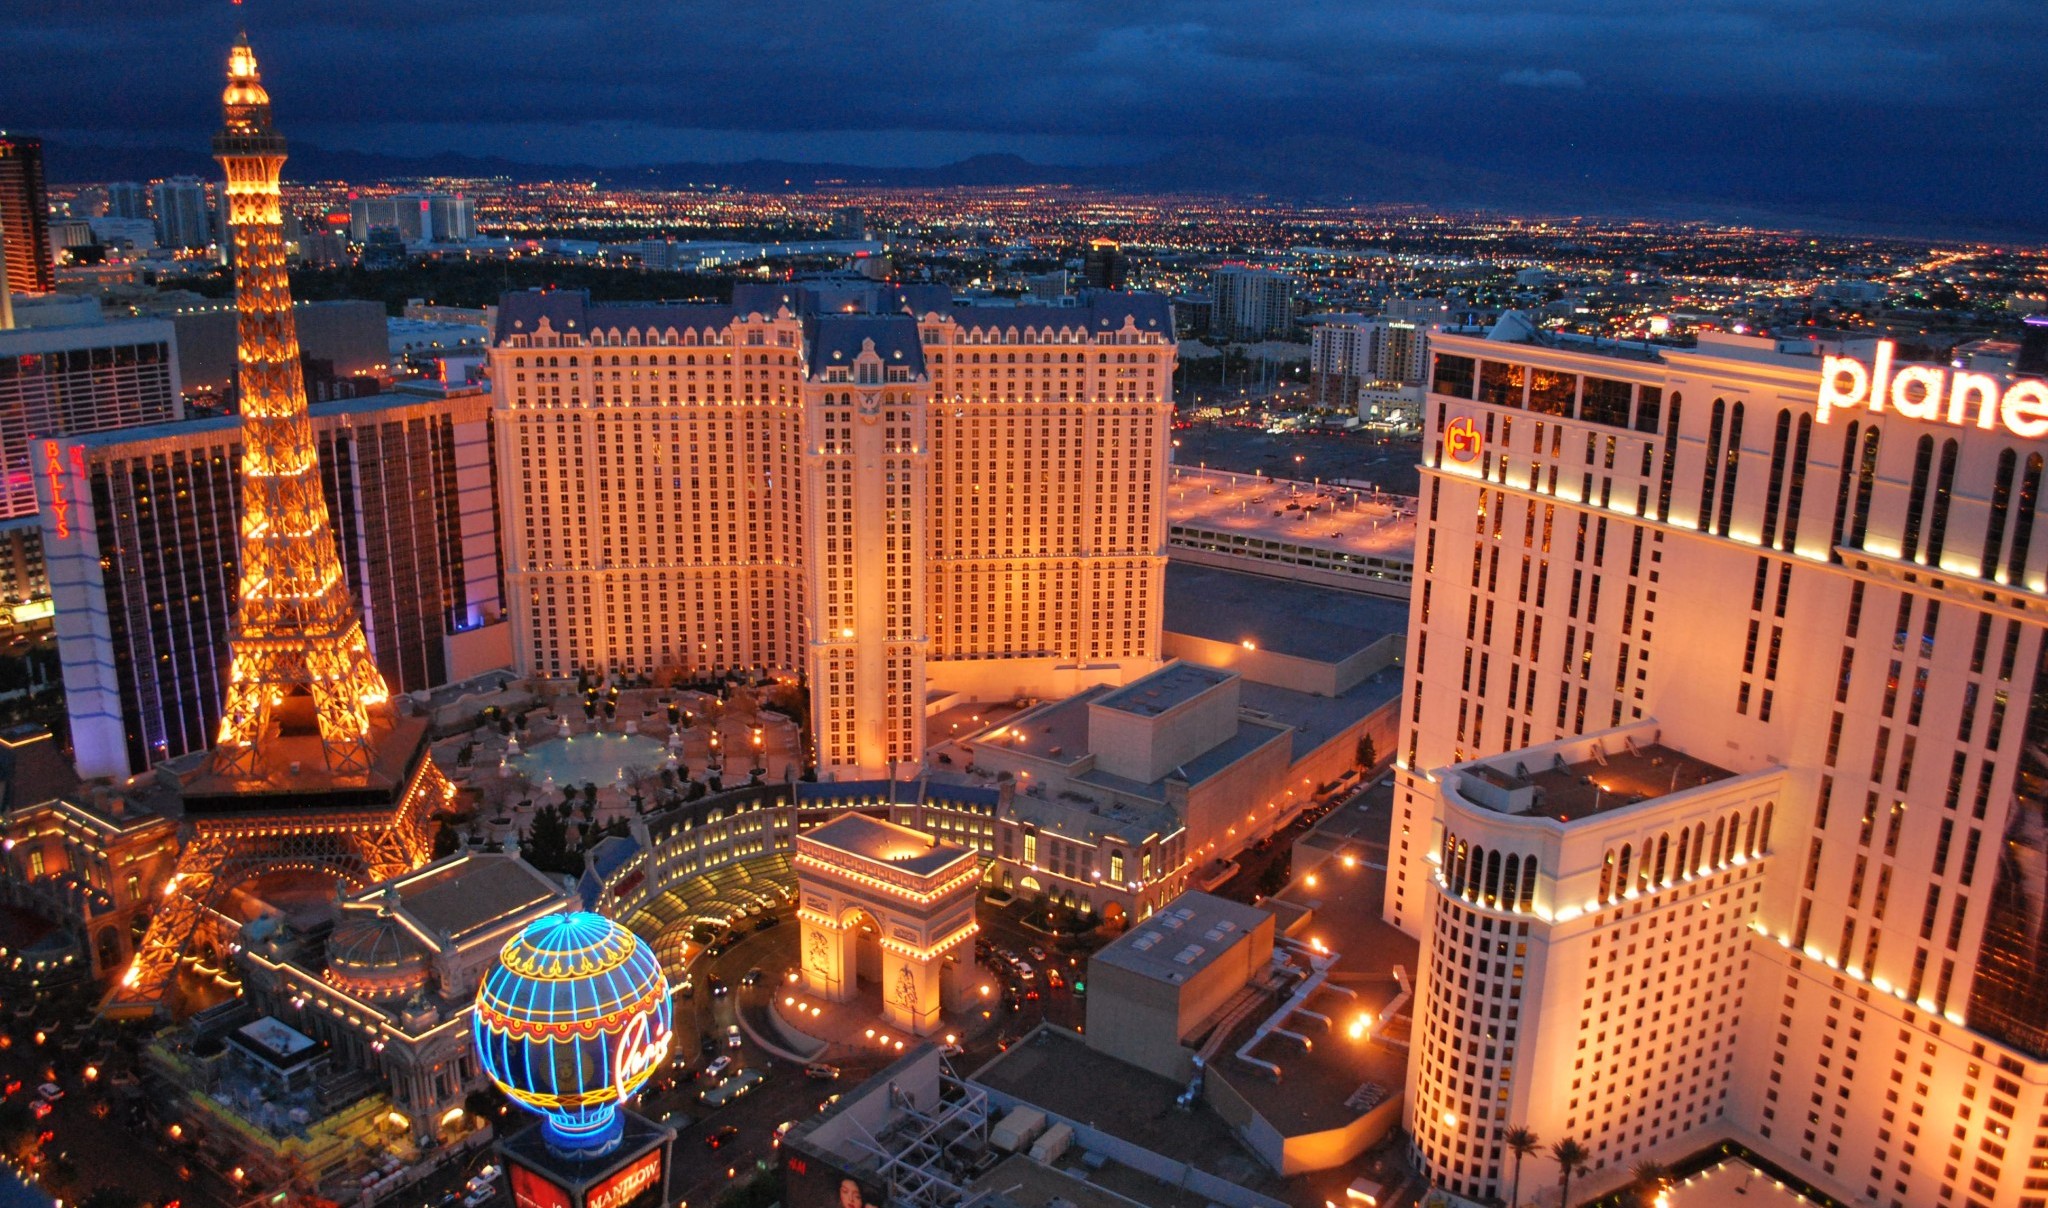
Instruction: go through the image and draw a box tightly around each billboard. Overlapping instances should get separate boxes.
[586,1148,664,1208]
[508,1164,571,1208]
[784,1153,886,1208]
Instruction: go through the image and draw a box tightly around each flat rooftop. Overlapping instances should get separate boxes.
[1166,467,1415,564]
[384,852,567,946]
[1094,663,1232,717]
[799,811,974,876]
[971,1028,1289,1198]
[1468,742,1736,823]
[975,685,1294,805]
[1093,892,1272,985]
[1163,562,1408,664]
[1239,672,1402,763]
[968,1155,1149,1208]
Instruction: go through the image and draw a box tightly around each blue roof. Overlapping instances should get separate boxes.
[805,314,926,377]
[494,289,737,344]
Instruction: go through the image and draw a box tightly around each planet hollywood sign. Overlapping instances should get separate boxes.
[1818,340,2048,438]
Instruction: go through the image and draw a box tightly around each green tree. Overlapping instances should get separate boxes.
[432,819,462,858]
[1355,734,1378,769]
[1551,1139,1590,1208]
[1503,1126,1539,1208]
[522,804,574,875]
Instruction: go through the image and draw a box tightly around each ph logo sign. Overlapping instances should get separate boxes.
[1818,340,2048,438]
[1445,416,1483,463]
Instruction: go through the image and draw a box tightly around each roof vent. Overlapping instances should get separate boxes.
[1173,944,1205,965]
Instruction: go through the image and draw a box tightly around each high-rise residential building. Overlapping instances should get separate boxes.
[103,181,149,221]
[1309,314,1429,408]
[1209,265,1298,342]
[0,135,53,295]
[0,319,183,526]
[490,281,1174,778]
[42,390,507,780]
[348,193,474,243]
[1394,323,2048,1208]
[1084,240,1130,290]
[0,317,183,638]
[150,176,212,251]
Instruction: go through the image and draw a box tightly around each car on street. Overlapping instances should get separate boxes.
[772,1120,795,1147]
[817,1093,841,1113]
[1027,946,1047,961]
[1015,962,1034,981]
[461,1188,494,1208]
[740,968,763,987]
[704,1125,740,1150]
[36,1083,63,1102]
[708,975,728,997]
[704,1055,734,1080]
[726,1024,743,1048]
[753,916,780,931]
[804,1063,841,1081]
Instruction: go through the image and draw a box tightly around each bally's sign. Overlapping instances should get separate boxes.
[1819,340,2048,438]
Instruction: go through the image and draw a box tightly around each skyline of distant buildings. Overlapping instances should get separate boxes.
[1,49,2047,1208]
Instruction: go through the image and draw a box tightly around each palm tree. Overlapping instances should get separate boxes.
[1629,1161,1671,1207]
[1503,1127,1540,1208]
[1551,1139,1590,1208]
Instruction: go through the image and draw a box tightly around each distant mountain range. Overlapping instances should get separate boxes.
[41,138,2032,241]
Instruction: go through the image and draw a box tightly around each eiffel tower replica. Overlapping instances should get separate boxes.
[104,35,448,1016]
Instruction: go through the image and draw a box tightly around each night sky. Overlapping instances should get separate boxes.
[2,1,2041,230]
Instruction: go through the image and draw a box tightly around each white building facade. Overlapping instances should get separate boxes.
[1394,326,2048,1208]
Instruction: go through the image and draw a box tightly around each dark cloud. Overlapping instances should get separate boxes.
[1,1,2042,228]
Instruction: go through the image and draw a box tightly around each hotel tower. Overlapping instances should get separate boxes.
[1394,323,2048,1208]
[489,283,1175,778]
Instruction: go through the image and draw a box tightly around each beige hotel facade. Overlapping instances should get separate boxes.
[488,282,1174,779]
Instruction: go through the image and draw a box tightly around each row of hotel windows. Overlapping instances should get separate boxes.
[1441,363,2048,590]
[1432,354,1662,433]
[1597,805,1772,905]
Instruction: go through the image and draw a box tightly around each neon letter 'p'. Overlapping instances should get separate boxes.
[1817,355,1869,423]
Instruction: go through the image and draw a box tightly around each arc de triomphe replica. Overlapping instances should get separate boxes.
[794,813,980,1036]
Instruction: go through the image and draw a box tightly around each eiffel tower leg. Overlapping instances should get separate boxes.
[102,830,230,1018]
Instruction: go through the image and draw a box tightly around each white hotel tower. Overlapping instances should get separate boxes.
[1394,321,2048,1208]
[489,283,1173,778]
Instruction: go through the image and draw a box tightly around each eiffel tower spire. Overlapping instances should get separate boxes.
[211,34,390,776]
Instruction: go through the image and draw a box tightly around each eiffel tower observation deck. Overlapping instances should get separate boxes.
[104,35,449,1016]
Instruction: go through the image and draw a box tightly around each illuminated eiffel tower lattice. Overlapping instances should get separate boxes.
[104,36,448,1015]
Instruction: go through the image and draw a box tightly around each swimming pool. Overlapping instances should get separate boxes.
[507,732,669,786]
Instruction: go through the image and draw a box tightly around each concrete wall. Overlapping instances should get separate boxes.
[1089,670,1238,784]
[1082,960,1194,1082]
[1179,722,1294,859]
[925,654,1158,708]
[1162,630,1402,697]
